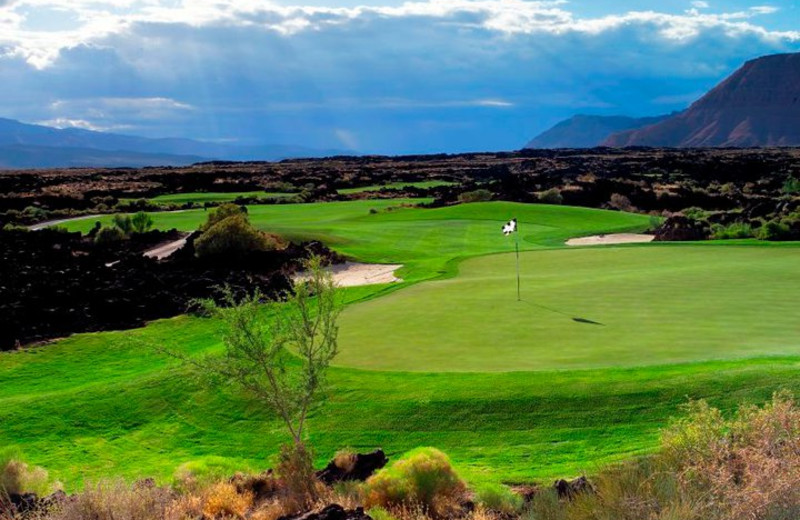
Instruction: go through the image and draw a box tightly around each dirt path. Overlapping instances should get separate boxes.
[143,236,189,260]
[295,262,403,287]
[565,233,655,246]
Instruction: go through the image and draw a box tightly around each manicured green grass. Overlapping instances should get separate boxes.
[11,201,800,491]
[4,306,800,488]
[59,200,653,282]
[337,245,800,371]
[337,180,456,194]
[143,191,296,205]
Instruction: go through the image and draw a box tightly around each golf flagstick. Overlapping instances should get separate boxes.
[515,231,520,301]
[501,218,520,301]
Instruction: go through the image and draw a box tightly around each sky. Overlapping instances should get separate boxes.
[0,0,798,154]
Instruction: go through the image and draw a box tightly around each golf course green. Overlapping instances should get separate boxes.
[4,200,800,489]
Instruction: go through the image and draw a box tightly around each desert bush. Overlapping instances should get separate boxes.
[0,449,51,497]
[530,392,800,520]
[333,449,358,474]
[202,481,253,519]
[538,188,563,205]
[608,193,633,211]
[50,480,174,520]
[474,483,523,515]
[757,219,791,241]
[710,221,753,240]
[365,447,466,517]
[201,203,247,232]
[130,211,153,234]
[94,225,125,244]
[782,176,800,195]
[277,443,321,510]
[458,189,493,203]
[194,214,280,257]
[113,214,133,235]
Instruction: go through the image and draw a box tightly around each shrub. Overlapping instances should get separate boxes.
[608,193,633,211]
[474,483,523,515]
[276,444,320,510]
[94,225,126,244]
[458,189,493,203]
[201,203,247,232]
[113,214,133,235]
[710,221,753,240]
[130,211,154,234]
[194,215,279,257]
[0,449,51,497]
[50,480,174,520]
[173,457,241,494]
[365,448,466,517]
[538,188,563,205]
[202,482,253,519]
[783,176,800,195]
[757,219,791,241]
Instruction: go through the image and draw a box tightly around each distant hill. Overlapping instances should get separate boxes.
[524,114,671,149]
[604,53,800,147]
[0,144,206,169]
[0,118,350,168]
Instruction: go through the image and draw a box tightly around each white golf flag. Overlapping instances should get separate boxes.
[502,218,517,236]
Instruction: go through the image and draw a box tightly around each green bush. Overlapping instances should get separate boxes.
[458,189,493,203]
[113,214,133,235]
[758,219,791,241]
[538,188,563,205]
[710,221,753,240]
[130,212,154,234]
[783,176,800,195]
[94,226,126,244]
[365,447,466,516]
[194,215,278,258]
[474,483,523,514]
[201,203,247,232]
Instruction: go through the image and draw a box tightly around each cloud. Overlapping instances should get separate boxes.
[0,1,798,152]
[691,1,710,8]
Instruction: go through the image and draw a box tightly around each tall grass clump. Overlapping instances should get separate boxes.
[474,483,523,515]
[49,480,175,520]
[365,448,466,518]
[0,449,52,497]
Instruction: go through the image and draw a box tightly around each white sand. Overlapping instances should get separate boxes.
[295,262,403,287]
[565,233,655,246]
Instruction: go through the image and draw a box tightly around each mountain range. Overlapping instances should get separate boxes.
[0,118,348,169]
[526,52,800,149]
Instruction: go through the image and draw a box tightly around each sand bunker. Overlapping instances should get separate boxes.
[295,262,403,287]
[566,233,655,246]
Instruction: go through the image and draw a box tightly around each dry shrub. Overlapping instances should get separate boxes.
[528,391,800,520]
[249,499,292,520]
[364,448,466,518]
[277,444,323,511]
[50,480,174,520]
[0,451,51,497]
[333,450,358,474]
[663,391,800,520]
[203,482,253,519]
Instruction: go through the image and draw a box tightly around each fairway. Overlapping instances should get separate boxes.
[337,246,800,371]
[9,200,800,490]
